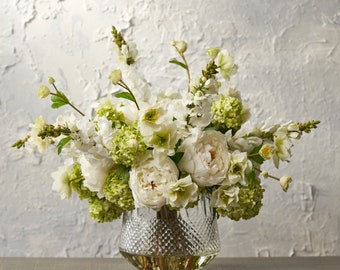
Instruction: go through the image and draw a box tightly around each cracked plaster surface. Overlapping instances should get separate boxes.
[0,0,340,257]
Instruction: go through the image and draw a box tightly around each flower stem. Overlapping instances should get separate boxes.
[254,166,280,181]
[117,81,140,110]
[174,47,191,92]
[50,83,85,117]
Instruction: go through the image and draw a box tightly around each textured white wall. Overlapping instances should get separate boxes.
[1,0,340,258]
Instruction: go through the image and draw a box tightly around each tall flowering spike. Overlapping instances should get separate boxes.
[111,25,126,50]
[298,120,321,133]
[111,25,136,65]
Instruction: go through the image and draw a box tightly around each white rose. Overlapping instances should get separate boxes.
[129,151,179,210]
[178,129,229,187]
[78,154,114,198]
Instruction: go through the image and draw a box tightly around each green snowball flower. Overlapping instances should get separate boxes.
[111,124,147,167]
[211,94,248,132]
[215,178,265,221]
[88,196,123,223]
[103,165,134,211]
[96,100,125,128]
[69,163,96,200]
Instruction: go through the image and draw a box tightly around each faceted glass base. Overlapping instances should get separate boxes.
[120,251,218,270]
[119,194,220,270]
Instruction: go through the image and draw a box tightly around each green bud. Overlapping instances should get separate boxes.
[37,85,51,98]
[48,77,55,85]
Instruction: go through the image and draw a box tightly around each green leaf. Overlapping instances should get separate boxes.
[170,152,184,165]
[51,102,67,109]
[51,95,67,109]
[169,58,187,69]
[57,136,72,155]
[114,91,135,103]
[245,167,256,183]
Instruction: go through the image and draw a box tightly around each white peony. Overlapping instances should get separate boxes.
[78,154,114,198]
[178,129,229,187]
[129,151,179,210]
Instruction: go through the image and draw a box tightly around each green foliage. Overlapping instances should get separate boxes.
[114,91,136,103]
[50,92,69,109]
[57,136,72,155]
[169,58,188,69]
[248,145,265,164]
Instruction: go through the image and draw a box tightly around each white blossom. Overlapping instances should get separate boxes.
[51,165,72,199]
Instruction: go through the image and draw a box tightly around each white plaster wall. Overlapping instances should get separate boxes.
[1,0,340,258]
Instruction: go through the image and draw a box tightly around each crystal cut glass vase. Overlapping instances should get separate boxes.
[119,194,220,270]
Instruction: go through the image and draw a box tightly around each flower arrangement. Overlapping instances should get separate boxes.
[13,26,319,223]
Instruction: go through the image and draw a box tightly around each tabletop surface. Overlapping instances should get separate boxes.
[0,256,339,270]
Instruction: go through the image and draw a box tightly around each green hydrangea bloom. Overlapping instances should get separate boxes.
[216,178,265,221]
[103,165,134,211]
[88,196,123,223]
[69,163,96,200]
[111,124,147,167]
[96,102,125,128]
[211,94,245,132]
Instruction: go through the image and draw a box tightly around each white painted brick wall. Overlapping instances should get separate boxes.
[1,0,339,257]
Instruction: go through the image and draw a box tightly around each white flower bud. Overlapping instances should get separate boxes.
[109,69,122,85]
[261,170,269,178]
[171,40,188,53]
[279,175,292,192]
